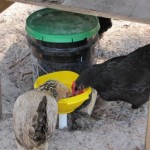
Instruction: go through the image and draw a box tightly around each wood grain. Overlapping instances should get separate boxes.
[145,100,150,150]
[0,74,2,119]
[8,0,150,24]
[0,0,14,13]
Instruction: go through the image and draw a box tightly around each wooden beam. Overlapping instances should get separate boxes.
[8,0,150,24]
[0,0,14,13]
[145,101,150,150]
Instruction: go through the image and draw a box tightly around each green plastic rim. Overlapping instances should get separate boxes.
[26,8,100,43]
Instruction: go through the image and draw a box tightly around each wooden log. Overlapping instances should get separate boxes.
[145,100,150,150]
[0,0,14,13]
[8,0,150,24]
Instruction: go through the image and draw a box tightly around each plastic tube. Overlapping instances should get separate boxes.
[59,114,67,129]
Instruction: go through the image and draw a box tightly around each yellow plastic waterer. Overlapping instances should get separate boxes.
[34,71,92,129]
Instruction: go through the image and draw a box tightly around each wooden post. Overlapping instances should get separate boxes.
[0,74,2,119]
[145,100,150,150]
[0,0,14,13]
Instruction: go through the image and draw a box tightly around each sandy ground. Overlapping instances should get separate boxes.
[0,3,150,150]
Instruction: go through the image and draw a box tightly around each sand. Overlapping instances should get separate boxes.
[0,3,150,150]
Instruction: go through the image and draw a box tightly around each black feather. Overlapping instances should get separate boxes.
[75,44,150,108]
[98,17,112,38]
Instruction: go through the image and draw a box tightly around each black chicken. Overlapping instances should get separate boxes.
[97,17,112,38]
[74,44,150,109]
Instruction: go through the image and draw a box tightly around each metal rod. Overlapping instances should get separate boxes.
[59,114,67,129]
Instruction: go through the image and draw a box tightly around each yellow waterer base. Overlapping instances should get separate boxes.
[34,71,92,114]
